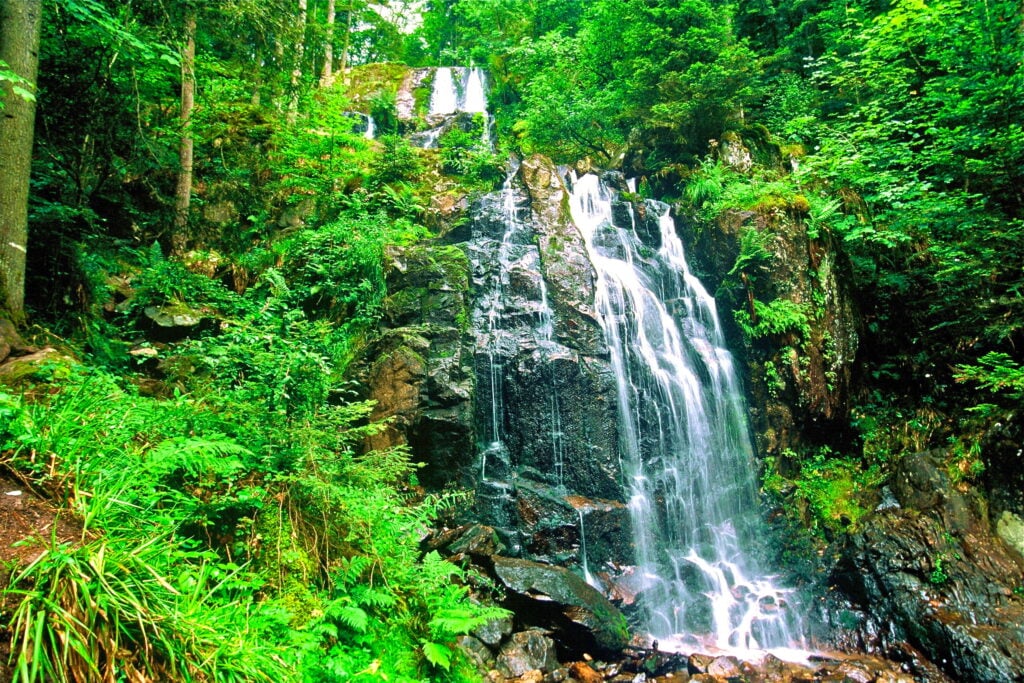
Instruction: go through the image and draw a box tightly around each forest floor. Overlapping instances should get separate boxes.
[0,471,83,681]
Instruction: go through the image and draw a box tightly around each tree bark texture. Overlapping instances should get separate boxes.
[172,11,197,256]
[319,0,336,88]
[287,0,308,123]
[0,0,42,319]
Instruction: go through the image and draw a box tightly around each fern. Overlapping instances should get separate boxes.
[955,352,1024,401]
[807,195,843,239]
[329,603,370,634]
[735,299,812,341]
[729,226,776,278]
[146,436,250,479]
[421,641,453,670]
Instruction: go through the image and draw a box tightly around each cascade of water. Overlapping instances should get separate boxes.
[567,172,803,655]
[477,166,522,482]
[364,115,376,140]
[531,212,565,487]
[462,67,488,113]
[430,67,459,115]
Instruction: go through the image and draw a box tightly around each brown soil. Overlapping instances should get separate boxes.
[0,471,82,680]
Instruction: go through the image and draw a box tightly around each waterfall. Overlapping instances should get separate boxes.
[476,165,563,477]
[364,115,375,140]
[429,67,488,116]
[567,173,803,654]
[463,67,488,113]
[578,508,598,588]
[429,67,459,115]
[415,67,492,149]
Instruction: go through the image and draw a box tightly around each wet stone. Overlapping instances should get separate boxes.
[834,662,874,683]
[474,614,514,647]
[706,656,741,679]
[458,634,496,671]
[567,661,603,683]
[687,654,714,674]
[496,631,559,678]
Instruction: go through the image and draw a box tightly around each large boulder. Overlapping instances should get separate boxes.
[491,556,630,657]
[832,452,1024,682]
[360,244,476,488]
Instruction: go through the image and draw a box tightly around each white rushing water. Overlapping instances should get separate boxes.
[428,66,489,116]
[463,67,488,113]
[429,67,459,115]
[567,172,805,656]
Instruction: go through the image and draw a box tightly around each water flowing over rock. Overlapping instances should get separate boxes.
[397,66,491,148]
[466,160,624,559]
[567,172,804,651]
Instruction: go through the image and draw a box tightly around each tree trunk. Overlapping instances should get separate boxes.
[0,0,42,321]
[339,0,354,84]
[287,0,308,124]
[172,10,197,256]
[319,0,336,88]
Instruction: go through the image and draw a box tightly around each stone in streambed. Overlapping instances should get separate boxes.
[496,631,559,678]
[492,556,630,656]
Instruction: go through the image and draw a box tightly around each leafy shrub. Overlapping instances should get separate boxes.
[735,299,811,342]
[279,212,427,332]
[438,118,503,187]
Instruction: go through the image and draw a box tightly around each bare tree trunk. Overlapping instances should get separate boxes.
[172,10,196,256]
[288,0,308,124]
[0,0,42,321]
[319,0,336,88]
[339,0,354,84]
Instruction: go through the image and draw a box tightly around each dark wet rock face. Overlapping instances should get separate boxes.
[464,157,626,569]
[678,199,860,459]
[491,556,630,656]
[833,452,1024,682]
[519,155,606,356]
[359,244,476,489]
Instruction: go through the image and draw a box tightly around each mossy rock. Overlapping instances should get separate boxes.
[343,62,412,107]
[492,556,630,655]
[0,348,77,386]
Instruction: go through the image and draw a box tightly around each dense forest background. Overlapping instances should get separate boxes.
[0,0,1022,680]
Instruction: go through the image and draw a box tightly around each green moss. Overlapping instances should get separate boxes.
[343,63,412,108]
[791,194,811,214]
[764,447,883,538]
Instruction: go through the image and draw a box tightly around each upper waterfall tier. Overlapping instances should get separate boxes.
[429,67,488,116]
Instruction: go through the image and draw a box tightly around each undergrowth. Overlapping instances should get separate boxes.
[1,216,504,681]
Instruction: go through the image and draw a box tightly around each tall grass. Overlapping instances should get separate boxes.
[1,354,503,681]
